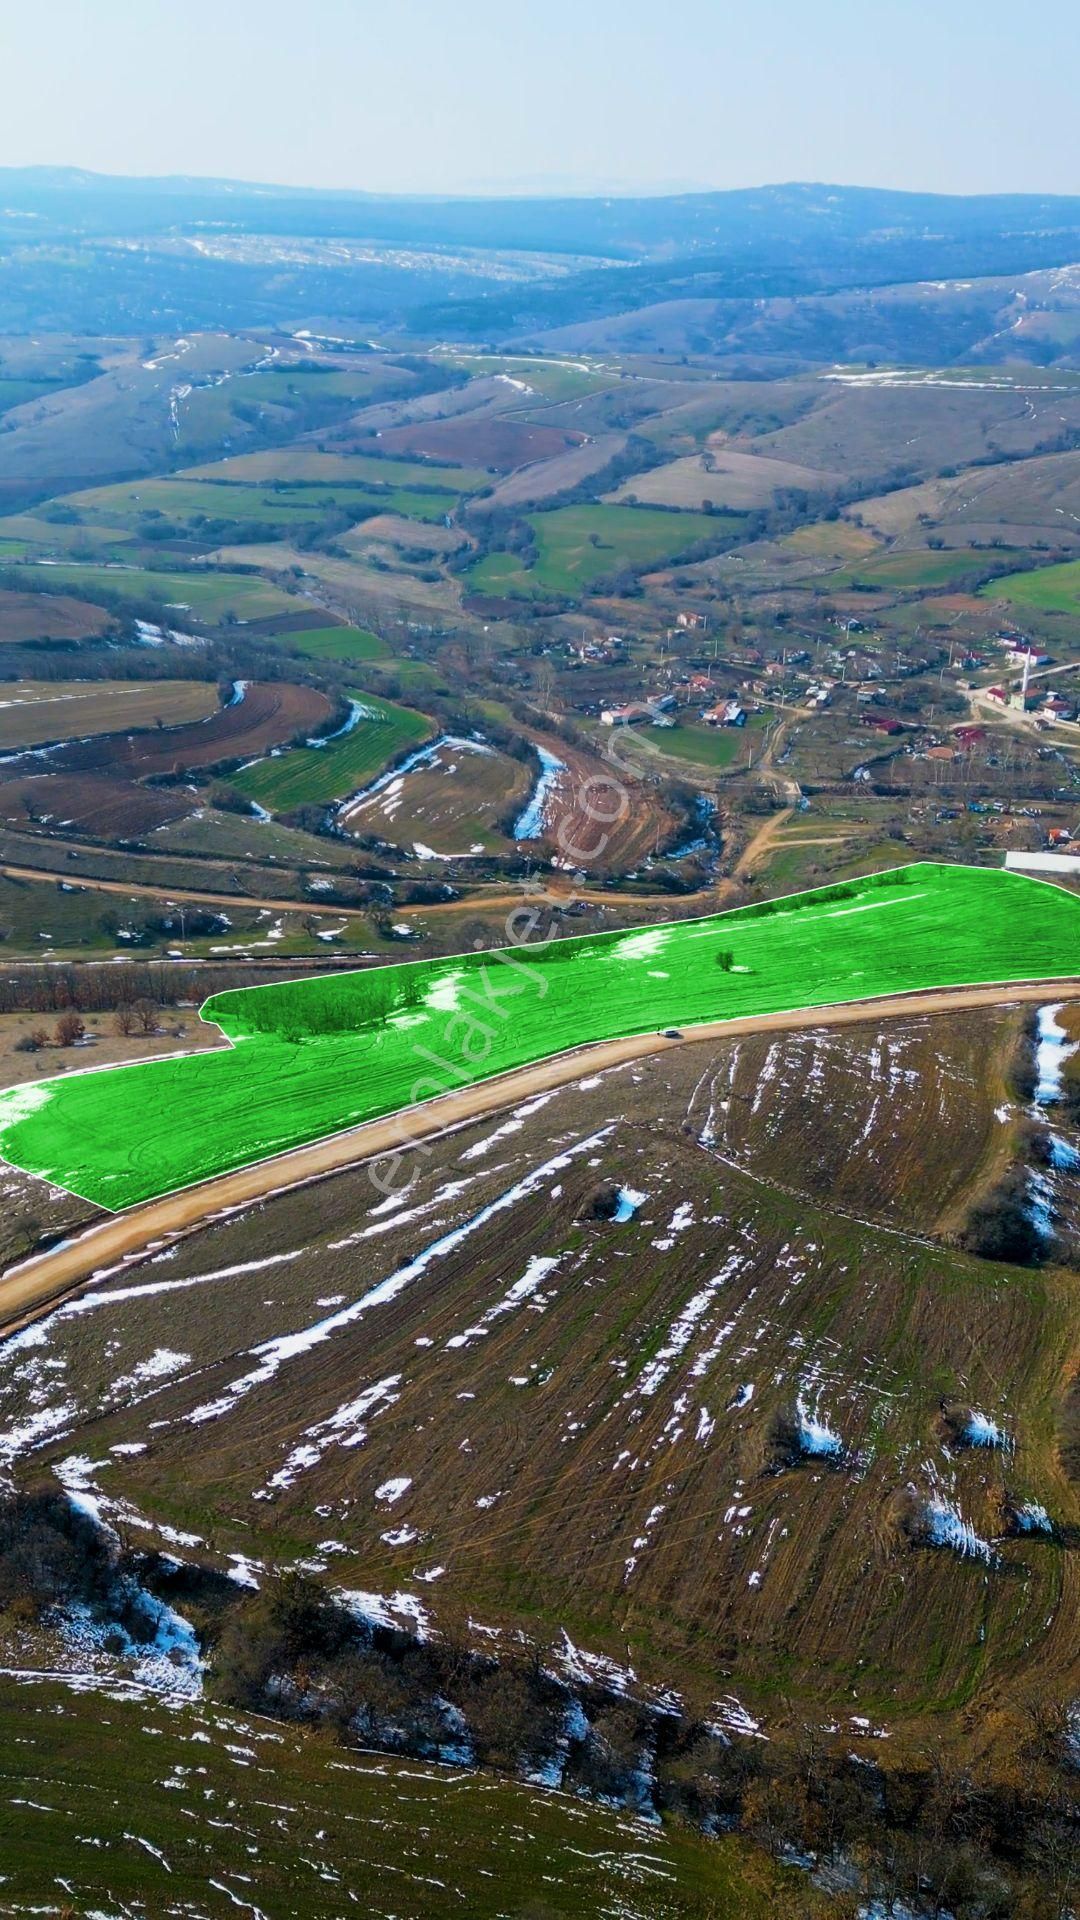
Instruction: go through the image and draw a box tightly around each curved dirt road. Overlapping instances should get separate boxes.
[2,975,1077,1339]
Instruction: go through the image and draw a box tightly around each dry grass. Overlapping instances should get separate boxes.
[0,589,112,643]
[0,680,219,752]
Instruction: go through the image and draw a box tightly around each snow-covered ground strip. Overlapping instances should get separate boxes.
[1034,1002,1079,1105]
[795,1396,843,1459]
[183,1127,613,1430]
[630,1252,745,1399]
[445,1254,563,1351]
[254,1374,402,1499]
[514,746,566,840]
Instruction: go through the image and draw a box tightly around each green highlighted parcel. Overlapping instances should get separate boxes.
[1,864,1077,1210]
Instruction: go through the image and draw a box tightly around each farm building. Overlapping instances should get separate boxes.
[861,714,904,736]
[703,699,746,728]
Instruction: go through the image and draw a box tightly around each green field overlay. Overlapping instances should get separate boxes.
[1,863,1077,1210]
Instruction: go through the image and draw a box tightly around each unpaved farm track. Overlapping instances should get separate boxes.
[1,977,1077,1339]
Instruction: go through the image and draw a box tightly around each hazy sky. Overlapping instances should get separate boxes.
[1,0,1077,198]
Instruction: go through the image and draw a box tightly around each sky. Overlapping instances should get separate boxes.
[0,0,1077,199]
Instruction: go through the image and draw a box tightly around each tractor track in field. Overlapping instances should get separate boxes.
[1,975,1077,1340]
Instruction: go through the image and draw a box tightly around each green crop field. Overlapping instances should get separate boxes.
[982,556,1080,615]
[468,503,737,597]
[644,714,766,770]
[262,622,390,662]
[827,548,1030,591]
[1,863,1077,1210]
[232,691,432,811]
[0,563,300,622]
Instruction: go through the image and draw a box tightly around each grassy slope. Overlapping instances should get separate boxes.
[260,624,390,663]
[982,555,1080,614]
[0,1679,815,1919]
[1,863,1077,1207]
[469,504,735,597]
[232,692,433,811]
[0,564,300,622]
[7,1010,1076,1752]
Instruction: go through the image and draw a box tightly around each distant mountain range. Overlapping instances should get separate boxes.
[2,169,1080,344]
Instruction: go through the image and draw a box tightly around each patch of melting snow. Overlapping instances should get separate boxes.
[796,1397,843,1459]
[963,1410,1010,1450]
[1014,1501,1053,1534]
[340,1587,430,1640]
[60,1596,203,1700]
[375,1475,412,1505]
[446,1253,562,1349]
[254,1375,401,1498]
[613,1186,647,1223]
[1035,1003,1078,1104]
[109,1348,192,1397]
[633,1262,736,1398]
[457,1090,556,1161]
[183,1128,612,1427]
[922,1495,995,1564]
[514,746,565,841]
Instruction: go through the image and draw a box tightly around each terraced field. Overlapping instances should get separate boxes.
[0,862,1076,1208]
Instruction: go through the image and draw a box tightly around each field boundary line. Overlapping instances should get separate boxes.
[1,973,1078,1341]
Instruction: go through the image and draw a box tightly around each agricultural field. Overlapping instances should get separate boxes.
[608,446,841,510]
[182,447,490,493]
[378,413,584,469]
[2,1001,1077,1762]
[1,862,1077,1208]
[0,679,219,751]
[469,503,738,598]
[981,554,1080,616]
[0,562,302,623]
[0,587,113,643]
[232,690,433,813]
[44,681,334,780]
[258,621,390,662]
[822,547,1031,592]
[339,734,531,853]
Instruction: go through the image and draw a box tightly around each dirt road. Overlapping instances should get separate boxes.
[2,976,1077,1339]
[0,859,724,926]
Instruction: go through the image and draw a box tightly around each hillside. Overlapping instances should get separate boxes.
[1,998,1078,1913]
